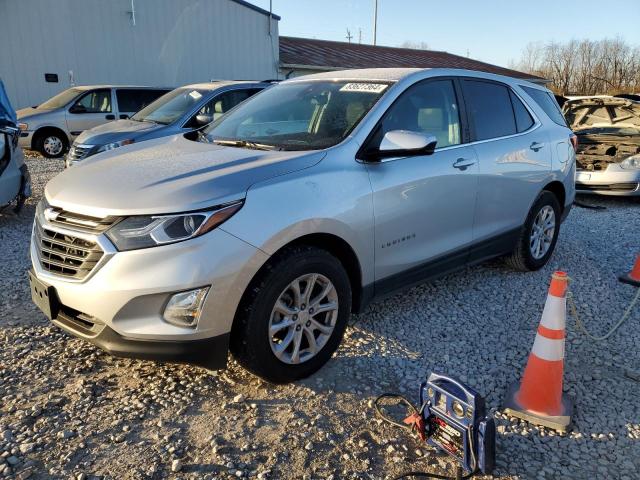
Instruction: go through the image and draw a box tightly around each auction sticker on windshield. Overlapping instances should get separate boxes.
[339,83,388,93]
[189,90,203,100]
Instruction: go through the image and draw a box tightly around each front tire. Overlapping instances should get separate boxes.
[506,191,561,271]
[35,131,67,158]
[231,245,352,383]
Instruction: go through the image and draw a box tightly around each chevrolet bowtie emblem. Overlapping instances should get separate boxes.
[43,207,60,222]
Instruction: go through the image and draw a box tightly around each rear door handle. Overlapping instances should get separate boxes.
[105,114,115,120]
[452,158,476,171]
[119,114,129,119]
[530,141,544,152]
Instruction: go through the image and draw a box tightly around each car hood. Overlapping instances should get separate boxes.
[563,97,640,131]
[74,119,162,145]
[17,107,51,121]
[45,134,325,217]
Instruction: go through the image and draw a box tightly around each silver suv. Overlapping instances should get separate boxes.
[17,86,170,157]
[29,69,576,383]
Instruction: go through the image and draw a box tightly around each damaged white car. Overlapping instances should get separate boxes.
[564,97,640,196]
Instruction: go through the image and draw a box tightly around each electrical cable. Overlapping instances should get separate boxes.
[567,285,640,341]
[373,394,477,480]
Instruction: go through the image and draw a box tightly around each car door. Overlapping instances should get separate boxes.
[461,79,551,253]
[65,88,115,137]
[0,131,20,205]
[362,78,479,289]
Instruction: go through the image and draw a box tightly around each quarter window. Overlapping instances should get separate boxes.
[463,80,516,141]
[521,86,567,127]
[372,79,461,150]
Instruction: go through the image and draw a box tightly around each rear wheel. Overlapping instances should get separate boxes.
[34,130,67,158]
[506,191,561,271]
[231,245,352,383]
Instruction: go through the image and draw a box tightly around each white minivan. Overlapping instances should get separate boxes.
[17,86,170,157]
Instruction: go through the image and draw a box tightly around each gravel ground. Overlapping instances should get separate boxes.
[1,155,639,480]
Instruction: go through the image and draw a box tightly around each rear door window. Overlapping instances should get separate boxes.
[116,89,169,114]
[521,86,567,127]
[462,80,516,141]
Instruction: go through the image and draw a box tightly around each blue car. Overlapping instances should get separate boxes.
[66,81,272,166]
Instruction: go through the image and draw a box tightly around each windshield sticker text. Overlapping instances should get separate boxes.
[340,83,388,94]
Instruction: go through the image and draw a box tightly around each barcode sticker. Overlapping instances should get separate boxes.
[339,83,388,93]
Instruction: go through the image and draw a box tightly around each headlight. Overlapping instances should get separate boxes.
[96,139,135,154]
[105,201,243,251]
[18,122,28,131]
[621,154,640,170]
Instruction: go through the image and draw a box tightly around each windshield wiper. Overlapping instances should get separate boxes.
[212,139,280,151]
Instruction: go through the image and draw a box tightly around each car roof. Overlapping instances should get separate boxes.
[178,80,270,91]
[284,67,545,89]
[70,85,173,90]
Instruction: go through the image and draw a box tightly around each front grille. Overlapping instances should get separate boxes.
[67,144,93,161]
[45,206,120,234]
[35,222,104,280]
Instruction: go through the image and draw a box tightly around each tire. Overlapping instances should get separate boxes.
[506,191,561,271]
[34,130,67,158]
[231,245,352,383]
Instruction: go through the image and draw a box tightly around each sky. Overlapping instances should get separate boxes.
[251,0,640,68]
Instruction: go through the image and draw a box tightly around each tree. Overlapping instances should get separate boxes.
[512,38,640,95]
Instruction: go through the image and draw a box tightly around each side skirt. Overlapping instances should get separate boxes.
[356,227,520,311]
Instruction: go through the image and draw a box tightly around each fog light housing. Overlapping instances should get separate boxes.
[163,287,209,328]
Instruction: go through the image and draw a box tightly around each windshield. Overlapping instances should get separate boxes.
[37,88,83,110]
[204,80,390,150]
[131,87,210,125]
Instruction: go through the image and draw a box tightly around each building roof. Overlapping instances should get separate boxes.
[231,0,280,20]
[279,36,543,82]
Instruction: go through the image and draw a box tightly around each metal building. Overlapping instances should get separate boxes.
[0,0,280,108]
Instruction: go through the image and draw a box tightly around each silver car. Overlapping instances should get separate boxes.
[563,97,640,196]
[17,86,170,158]
[66,81,270,167]
[29,68,576,383]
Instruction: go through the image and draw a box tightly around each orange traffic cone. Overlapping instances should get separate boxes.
[503,271,573,431]
[619,254,640,287]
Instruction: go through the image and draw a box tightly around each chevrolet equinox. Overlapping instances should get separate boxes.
[29,68,576,383]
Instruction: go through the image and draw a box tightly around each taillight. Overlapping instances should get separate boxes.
[569,133,578,152]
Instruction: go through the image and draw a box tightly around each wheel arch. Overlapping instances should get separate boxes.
[542,180,566,212]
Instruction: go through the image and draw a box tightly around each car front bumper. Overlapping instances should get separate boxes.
[576,166,640,196]
[29,216,269,369]
[18,131,33,149]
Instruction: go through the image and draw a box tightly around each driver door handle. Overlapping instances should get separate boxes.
[530,141,544,152]
[452,158,475,171]
[105,114,115,120]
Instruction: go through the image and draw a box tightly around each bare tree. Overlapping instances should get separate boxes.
[512,38,640,94]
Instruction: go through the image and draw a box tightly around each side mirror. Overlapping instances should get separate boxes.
[361,130,437,161]
[69,104,87,114]
[379,130,437,157]
[195,114,213,127]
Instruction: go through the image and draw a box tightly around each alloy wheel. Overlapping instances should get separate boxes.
[268,273,339,364]
[529,205,556,260]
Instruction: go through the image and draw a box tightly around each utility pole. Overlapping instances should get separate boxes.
[358,28,362,44]
[346,28,353,43]
[372,0,378,45]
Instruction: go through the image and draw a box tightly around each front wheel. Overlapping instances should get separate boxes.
[35,132,67,158]
[506,191,561,271]
[231,245,352,383]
